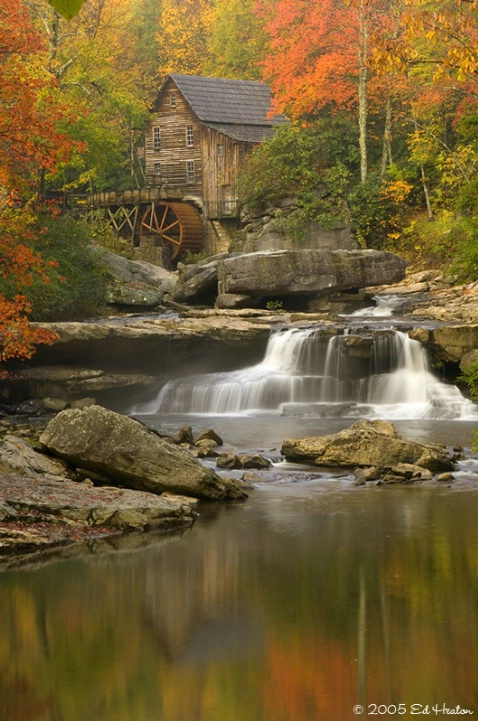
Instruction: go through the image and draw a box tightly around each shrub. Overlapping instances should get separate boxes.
[237,119,357,231]
[26,213,108,321]
[391,211,478,280]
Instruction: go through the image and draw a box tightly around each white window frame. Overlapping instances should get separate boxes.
[153,162,161,176]
[153,126,161,151]
[186,125,194,147]
[186,160,195,184]
[170,92,176,107]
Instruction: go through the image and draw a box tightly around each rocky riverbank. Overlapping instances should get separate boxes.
[0,407,249,565]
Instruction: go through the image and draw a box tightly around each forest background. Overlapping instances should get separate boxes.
[1,0,478,366]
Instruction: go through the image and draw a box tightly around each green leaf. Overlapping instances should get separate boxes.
[46,0,85,20]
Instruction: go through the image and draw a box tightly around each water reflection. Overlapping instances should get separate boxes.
[1,482,478,721]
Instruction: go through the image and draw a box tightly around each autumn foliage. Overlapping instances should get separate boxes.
[0,0,77,368]
[2,0,478,375]
[0,204,58,371]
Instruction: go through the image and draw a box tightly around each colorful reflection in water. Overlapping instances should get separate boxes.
[1,481,478,721]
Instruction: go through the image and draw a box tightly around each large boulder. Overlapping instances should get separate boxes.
[93,247,177,307]
[217,249,407,298]
[281,419,454,471]
[40,405,247,501]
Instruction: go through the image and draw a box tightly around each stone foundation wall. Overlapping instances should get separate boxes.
[231,217,358,254]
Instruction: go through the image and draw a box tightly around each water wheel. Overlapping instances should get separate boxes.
[140,201,203,261]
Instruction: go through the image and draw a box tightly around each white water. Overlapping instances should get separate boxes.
[342,294,408,318]
[134,328,478,421]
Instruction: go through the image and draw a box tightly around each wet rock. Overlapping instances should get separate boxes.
[436,472,455,483]
[282,419,454,471]
[216,453,242,470]
[407,278,478,323]
[194,428,223,446]
[216,453,272,470]
[353,467,381,485]
[40,405,247,501]
[400,463,433,480]
[191,440,220,458]
[380,463,432,484]
[0,433,200,557]
[176,426,195,445]
[0,526,55,554]
[9,315,271,382]
[14,400,44,416]
[0,472,197,555]
[241,472,264,485]
[238,454,273,470]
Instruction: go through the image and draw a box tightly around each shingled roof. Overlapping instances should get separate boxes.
[158,74,287,142]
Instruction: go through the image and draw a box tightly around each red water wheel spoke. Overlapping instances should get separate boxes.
[162,217,181,246]
[139,201,203,260]
[162,218,181,234]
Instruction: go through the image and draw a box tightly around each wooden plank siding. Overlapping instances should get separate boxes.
[201,127,246,219]
[145,80,202,196]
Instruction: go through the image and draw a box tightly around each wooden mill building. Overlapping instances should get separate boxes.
[85,75,285,265]
[130,74,285,262]
[145,74,286,218]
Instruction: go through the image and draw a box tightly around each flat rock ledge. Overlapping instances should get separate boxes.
[282,419,456,483]
[0,435,197,559]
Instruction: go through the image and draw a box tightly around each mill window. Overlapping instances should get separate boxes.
[153,127,161,151]
[170,92,176,107]
[153,162,161,175]
[186,160,195,184]
[186,125,194,147]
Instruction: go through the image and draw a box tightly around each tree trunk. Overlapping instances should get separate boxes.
[358,0,369,184]
[380,93,393,179]
[421,166,434,221]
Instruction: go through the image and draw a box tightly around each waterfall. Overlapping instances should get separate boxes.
[136,328,477,420]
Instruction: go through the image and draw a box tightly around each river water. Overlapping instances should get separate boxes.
[2,308,478,721]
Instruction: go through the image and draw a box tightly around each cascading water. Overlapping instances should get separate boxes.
[135,327,478,420]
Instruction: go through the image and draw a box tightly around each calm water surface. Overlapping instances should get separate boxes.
[1,415,478,721]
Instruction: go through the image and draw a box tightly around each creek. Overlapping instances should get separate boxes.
[2,299,478,721]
